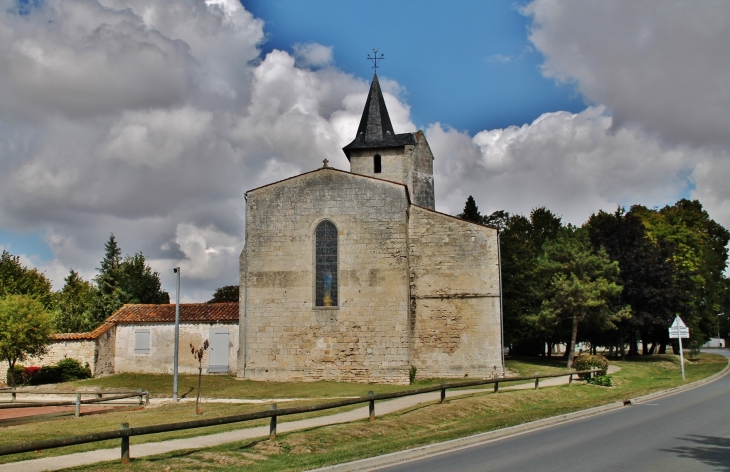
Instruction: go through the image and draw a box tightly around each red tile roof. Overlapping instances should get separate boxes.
[53,322,115,341]
[108,303,239,324]
[51,303,239,340]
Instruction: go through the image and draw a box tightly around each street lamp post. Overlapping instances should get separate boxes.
[173,267,181,402]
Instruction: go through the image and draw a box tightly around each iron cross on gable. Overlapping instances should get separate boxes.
[367,49,384,70]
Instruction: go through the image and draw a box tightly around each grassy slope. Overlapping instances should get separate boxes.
[2,353,720,471]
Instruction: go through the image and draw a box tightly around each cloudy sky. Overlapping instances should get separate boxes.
[1,0,728,301]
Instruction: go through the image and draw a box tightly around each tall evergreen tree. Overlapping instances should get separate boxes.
[93,234,169,327]
[94,234,125,326]
[458,196,484,224]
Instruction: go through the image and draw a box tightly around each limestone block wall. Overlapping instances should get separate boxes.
[114,323,238,375]
[408,206,503,379]
[241,169,411,383]
[95,326,116,376]
[0,339,97,385]
[407,131,435,210]
[348,131,435,210]
[349,146,411,186]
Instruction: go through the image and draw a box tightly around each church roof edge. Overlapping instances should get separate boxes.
[246,166,411,204]
[410,204,500,231]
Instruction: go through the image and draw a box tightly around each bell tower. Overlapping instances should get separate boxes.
[342,73,435,209]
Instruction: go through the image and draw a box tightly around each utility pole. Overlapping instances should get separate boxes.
[173,267,181,402]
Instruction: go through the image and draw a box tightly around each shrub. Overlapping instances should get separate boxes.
[409,366,417,385]
[587,375,612,387]
[572,354,609,379]
[21,366,41,384]
[56,358,92,381]
[29,358,92,385]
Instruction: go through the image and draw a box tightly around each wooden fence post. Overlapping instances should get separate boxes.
[569,373,573,386]
[75,394,81,417]
[493,382,499,393]
[269,404,277,440]
[120,423,130,464]
[440,383,446,404]
[368,391,375,421]
[534,377,539,390]
[145,391,150,407]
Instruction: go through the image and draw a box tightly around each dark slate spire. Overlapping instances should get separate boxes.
[342,73,415,159]
[356,73,395,142]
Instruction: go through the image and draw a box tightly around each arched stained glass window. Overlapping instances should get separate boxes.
[315,220,338,307]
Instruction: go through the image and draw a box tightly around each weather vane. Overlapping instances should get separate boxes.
[367,49,384,70]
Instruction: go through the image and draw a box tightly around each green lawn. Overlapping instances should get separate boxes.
[63,373,452,400]
[59,357,579,400]
[1,353,724,470]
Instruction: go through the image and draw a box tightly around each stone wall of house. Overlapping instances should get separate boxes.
[115,323,239,375]
[0,339,97,385]
[241,169,412,383]
[408,206,503,379]
[95,326,116,376]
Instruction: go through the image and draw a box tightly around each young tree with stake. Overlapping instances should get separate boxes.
[190,339,209,415]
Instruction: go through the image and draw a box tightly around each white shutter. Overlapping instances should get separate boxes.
[135,329,150,354]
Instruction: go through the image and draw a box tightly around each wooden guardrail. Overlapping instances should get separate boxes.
[0,369,601,464]
[0,389,150,416]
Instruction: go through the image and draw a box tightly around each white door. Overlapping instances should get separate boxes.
[208,327,229,373]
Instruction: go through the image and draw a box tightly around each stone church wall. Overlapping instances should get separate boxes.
[408,206,503,379]
[349,146,411,186]
[241,169,412,383]
[407,131,435,210]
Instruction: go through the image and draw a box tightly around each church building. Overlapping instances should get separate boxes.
[238,74,503,384]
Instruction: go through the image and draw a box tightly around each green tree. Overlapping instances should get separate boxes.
[495,207,563,356]
[536,227,629,368]
[93,235,169,328]
[118,252,170,305]
[0,250,53,308]
[586,208,690,355]
[54,270,97,333]
[632,200,729,345]
[458,196,484,224]
[208,285,239,303]
[94,234,124,326]
[0,294,54,387]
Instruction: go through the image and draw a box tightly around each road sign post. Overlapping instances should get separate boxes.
[669,316,689,381]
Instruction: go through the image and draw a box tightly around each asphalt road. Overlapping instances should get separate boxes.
[381,350,730,472]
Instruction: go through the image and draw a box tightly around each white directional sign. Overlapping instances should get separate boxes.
[670,316,688,381]
[669,316,690,339]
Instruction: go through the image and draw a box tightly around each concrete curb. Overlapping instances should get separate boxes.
[313,356,730,472]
